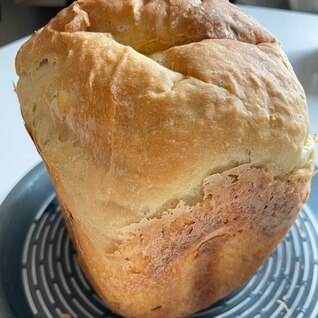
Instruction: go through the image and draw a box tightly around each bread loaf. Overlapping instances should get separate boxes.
[16,1,314,317]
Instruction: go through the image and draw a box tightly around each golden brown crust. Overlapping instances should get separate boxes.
[15,1,314,317]
[63,165,309,318]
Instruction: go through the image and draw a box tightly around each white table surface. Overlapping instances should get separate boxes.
[0,5,317,205]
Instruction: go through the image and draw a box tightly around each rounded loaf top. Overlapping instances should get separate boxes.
[16,0,314,234]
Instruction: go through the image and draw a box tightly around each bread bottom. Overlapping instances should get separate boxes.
[58,165,309,318]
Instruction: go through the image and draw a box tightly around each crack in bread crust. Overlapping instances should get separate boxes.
[46,0,275,53]
[66,164,310,318]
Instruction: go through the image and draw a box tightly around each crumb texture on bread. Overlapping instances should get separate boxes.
[16,1,314,317]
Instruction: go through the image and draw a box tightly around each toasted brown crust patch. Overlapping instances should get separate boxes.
[60,165,309,318]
